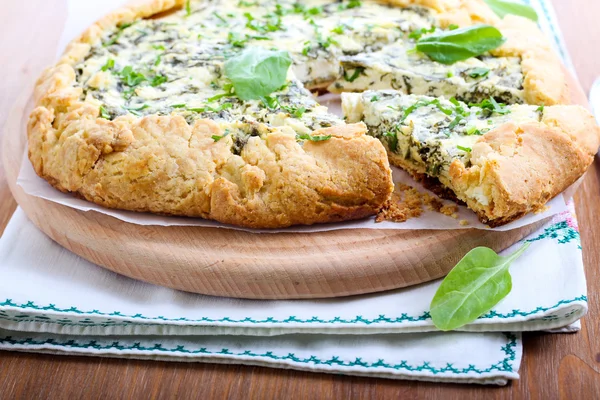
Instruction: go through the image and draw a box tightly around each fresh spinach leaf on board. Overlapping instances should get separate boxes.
[430,242,530,331]
[484,0,538,21]
[224,47,292,101]
[415,25,506,64]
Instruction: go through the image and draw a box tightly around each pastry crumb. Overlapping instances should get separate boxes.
[376,183,423,223]
[377,183,461,223]
[459,219,469,226]
[440,204,459,219]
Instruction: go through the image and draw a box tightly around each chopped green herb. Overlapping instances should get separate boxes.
[468,67,490,78]
[296,133,332,142]
[124,104,149,116]
[101,59,115,72]
[150,74,167,87]
[99,105,111,120]
[383,131,398,152]
[469,97,511,115]
[338,0,362,10]
[302,40,312,56]
[457,145,472,152]
[212,129,231,142]
[213,12,228,24]
[448,115,464,130]
[185,0,191,16]
[152,44,166,51]
[370,95,380,102]
[238,0,258,6]
[466,126,482,135]
[171,104,187,108]
[119,66,146,87]
[104,22,133,47]
[408,26,435,40]
[537,105,545,113]
[331,24,346,34]
[448,24,459,30]
[430,243,530,331]
[260,95,279,109]
[343,67,365,82]
[446,71,454,78]
[281,104,306,118]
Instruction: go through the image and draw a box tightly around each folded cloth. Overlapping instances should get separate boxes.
[0,207,584,385]
[0,208,586,337]
[0,327,521,385]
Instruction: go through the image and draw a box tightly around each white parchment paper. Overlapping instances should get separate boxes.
[16,0,570,233]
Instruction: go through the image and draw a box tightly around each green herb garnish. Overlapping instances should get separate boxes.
[101,59,115,72]
[468,67,490,78]
[212,129,231,142]
[448,115,464,130]
[150,74,167,87]
[430,243,530,331]
[338,0,362,10]
[537,104,545,113]
[456,145,472,152]
[415,25,506,64]
[185,0,191,16]
[469,97,511,115]
[99,105,111,120]
[281,104,306,118]
[224,47,292,101]
[124,104,149,116]
[187,103,233,113]
[465,126,482,135]
[408,26,435,40]
[483,0,538,21]
[213,12,228,24]
[331,24,346,34]
[296,133,332,142]
[383,131,398,152]
[104,22,133,47]
[343,67,365,83]
[370,95,380,102]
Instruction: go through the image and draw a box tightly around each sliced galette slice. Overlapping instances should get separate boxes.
[342,91,600,226]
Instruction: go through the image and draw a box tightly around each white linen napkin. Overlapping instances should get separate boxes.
[0,0,586,386]
[0,206,585,385]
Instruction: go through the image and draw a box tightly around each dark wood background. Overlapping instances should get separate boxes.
[0,1,598,398]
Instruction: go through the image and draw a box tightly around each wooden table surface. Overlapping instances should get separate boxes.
[0,1,599,398]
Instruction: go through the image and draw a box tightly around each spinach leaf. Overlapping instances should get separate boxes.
[430,243,530,331]
[484,0,538,21]
[224,47,292,101]
[416,25,506,64]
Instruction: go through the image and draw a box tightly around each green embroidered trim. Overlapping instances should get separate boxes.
[525,221,581,248]
[0,333,518,375]
[479,296,587,320]
[0,296,586,327]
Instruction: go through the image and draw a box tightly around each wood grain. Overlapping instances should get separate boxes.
[0,0,599,397]
[3,94,543,299]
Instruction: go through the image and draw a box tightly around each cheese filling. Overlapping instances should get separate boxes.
[74,0,434,134]
[342,91,540,180]
[330,43,525,104]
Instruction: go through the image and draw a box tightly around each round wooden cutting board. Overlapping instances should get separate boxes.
[4,75,585,299]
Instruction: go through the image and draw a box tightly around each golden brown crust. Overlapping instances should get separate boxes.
[386,109,600,226]
[28,0,394,228]
[377,1,569,106]
[446,108,600,225]
[492,15,570,106]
